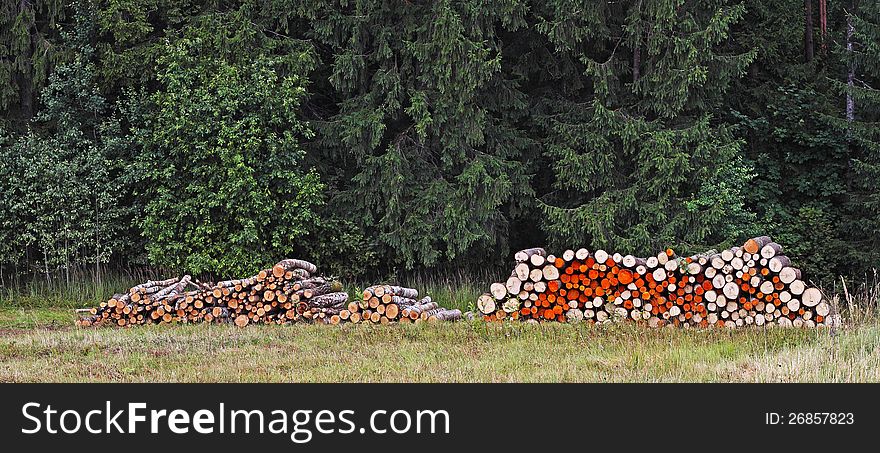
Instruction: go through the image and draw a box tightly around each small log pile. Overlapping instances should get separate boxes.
[77,259,352,327]
[477,237,835,328]
[344,285,463,324]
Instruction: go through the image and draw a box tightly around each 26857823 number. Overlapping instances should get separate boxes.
[765,412,854,425]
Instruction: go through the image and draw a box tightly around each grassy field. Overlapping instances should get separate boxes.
[1,306,878,382]
[1,271,878,382]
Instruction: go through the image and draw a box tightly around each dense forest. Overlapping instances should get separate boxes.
[0,0,877,284]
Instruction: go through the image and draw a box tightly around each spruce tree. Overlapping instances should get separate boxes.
[536,0,756,256]
[0,0,66,127]
[305,0,534,269]
[839,0,880,270]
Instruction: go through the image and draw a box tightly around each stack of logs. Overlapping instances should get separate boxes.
[477,237,835,328]
[77,259,466,327]
[343,285,464,324]
[78,259,353,327]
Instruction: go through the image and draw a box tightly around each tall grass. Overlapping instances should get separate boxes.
[0,266,166,309]
[832,270,880,326]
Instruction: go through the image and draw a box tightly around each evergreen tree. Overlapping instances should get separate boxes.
[305,0,535,269]
[838,0,880,271]
[725,0,853,281]
[536,0,756,256]
[0,0,66,128]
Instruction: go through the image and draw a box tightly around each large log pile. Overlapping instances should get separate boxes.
[77,259,464,327]
[477,237,835,328]
[343,285,463,324]
[78,259,350,327]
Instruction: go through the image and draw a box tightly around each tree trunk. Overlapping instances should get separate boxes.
[805,0,815,62]
[819,0,828,51]
[632,40,640,82]
[846,3,855,123]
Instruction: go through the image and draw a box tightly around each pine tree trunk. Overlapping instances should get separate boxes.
[846,4,855,123]
[633,44,640,82]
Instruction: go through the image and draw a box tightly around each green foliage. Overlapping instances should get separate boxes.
[0,0,66,127]
[840,1,880,271]
[537,0,757,256]
[308,0,535,269]
[131,10,323,275]
[1,0,879,284]
[0,4,124,276]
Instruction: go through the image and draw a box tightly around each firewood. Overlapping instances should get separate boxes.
[743,236,772,255]
[477,293,496,315]
[153,275,191,299]
[505,276,522,294]
[272,259,317,276]
[514,247,546,262]
[309,292,349,308]
[420,308,445,320]
[801,287,822,307]
[779,266,801,284]
[302,282,342,299]
[760,242,783,259]
[383,285,418,299]
[477,238,826,328]
[428,309,462,322]
[490,282,507,300]
[405,301,440,319]
[542,264,560,281]
[529,253,546,267]
[768,255,791,273]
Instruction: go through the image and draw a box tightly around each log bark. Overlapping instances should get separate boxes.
[273,259,318,276]
[514,248,545,262]
[386,286,419,299]
[428,309,462,322]
[129,278,179,294]
[309,292,349,308]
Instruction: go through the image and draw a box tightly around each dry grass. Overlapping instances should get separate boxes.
[0,307,877,382]
[1,272,877,383]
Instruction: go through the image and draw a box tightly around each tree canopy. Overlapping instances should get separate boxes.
[1,0,877,282]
